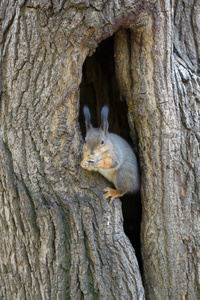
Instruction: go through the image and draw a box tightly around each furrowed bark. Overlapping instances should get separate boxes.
[115,1,200,299]
[1,0,200,299]
[0,1,145,299]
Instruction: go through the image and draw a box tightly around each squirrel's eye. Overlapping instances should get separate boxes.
[101,139,105,145]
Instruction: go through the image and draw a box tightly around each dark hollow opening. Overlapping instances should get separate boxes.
[79,34,143,274]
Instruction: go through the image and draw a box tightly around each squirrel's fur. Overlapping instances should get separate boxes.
[81,105,140,204]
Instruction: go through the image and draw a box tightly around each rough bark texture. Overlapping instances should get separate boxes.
[114,1,200,299]
[0,0,200,300]
[0,1,145,299]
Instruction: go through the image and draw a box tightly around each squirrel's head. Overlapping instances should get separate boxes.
[83,106,110,160]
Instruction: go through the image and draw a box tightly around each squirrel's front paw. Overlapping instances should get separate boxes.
[95,159,103,169]
[81,159,95,170]
[81,160,87,169]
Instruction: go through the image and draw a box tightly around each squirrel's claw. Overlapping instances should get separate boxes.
[103,187,119,204]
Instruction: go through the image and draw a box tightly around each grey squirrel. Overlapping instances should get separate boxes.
[81,106,140,204]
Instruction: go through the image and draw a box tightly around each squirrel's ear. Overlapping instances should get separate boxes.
[101,106,109,134]
[83,106,92,132]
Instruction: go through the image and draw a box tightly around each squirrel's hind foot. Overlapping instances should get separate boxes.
[103,187,125,204]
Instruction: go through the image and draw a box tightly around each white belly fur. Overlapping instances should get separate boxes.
[98,168,114,183]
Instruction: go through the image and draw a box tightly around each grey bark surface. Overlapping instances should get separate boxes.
[115,1,200,299]
[0,1,145,300]
[0,0,200,300]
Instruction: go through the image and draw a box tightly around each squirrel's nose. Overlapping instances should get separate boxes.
[89,149,95,156]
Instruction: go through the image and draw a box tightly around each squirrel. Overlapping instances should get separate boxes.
[81,105,140,204]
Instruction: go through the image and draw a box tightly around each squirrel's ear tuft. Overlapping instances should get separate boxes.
[83,106,92,132]
[101,106,109,134]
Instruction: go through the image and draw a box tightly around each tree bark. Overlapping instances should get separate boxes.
[0,1,145,299]
[114,1,200,299]
[0,0,200,300]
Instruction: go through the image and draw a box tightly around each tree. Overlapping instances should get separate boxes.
[0,0,199,299]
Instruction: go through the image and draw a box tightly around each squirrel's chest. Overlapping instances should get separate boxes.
[98,168,115,184]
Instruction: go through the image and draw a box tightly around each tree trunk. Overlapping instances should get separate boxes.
[126,2,200,299]
[0,1,145,299]
[0,1,199,300]
[122,1,200,299]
